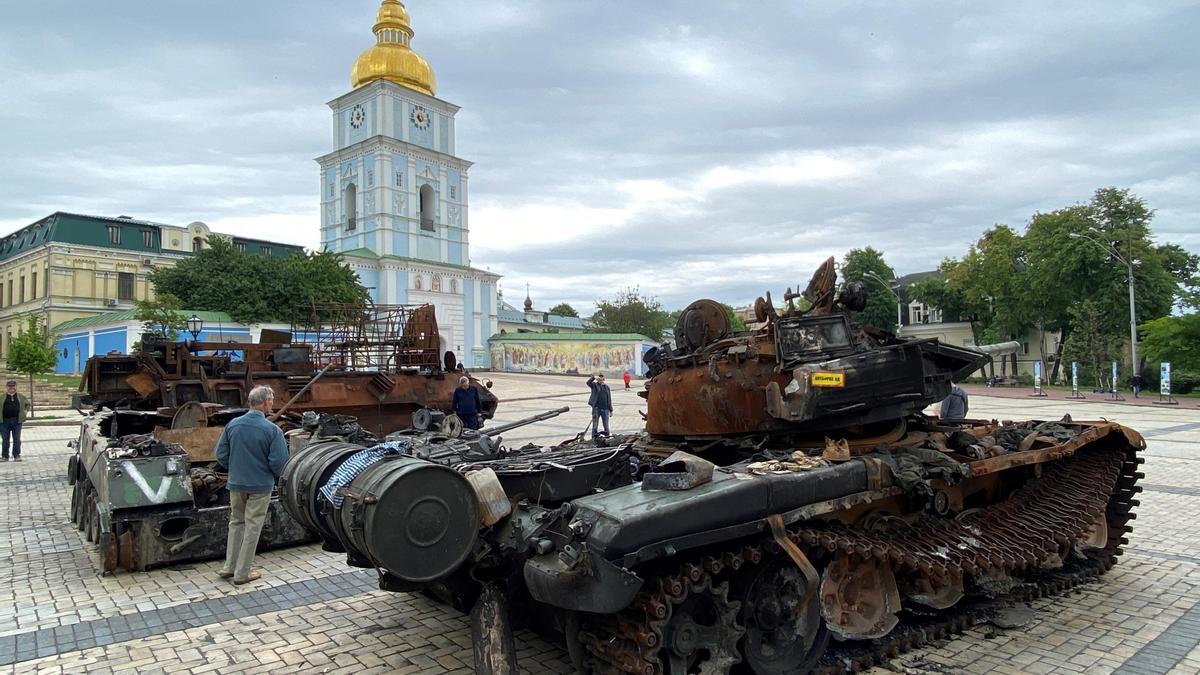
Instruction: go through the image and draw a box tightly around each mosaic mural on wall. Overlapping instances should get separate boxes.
[491,341,640,376]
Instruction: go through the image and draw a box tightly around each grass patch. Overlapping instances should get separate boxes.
[3,373,82,389]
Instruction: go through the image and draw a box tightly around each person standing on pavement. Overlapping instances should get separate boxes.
[215,385,288,584]
[939,380,969,419]
[587,373,613,438]
[1132,373,1144,398]
[623,369,631,389]
[2,380,31,462]
[452,376,483,430]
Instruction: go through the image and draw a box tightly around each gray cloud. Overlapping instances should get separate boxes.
[2,0,1197,314]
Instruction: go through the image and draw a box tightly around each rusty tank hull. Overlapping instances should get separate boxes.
[277,262,1143,674]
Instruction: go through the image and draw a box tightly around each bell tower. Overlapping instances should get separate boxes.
[316,0,499,368]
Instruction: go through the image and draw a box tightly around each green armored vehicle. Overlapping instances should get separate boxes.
[67,408,310,573]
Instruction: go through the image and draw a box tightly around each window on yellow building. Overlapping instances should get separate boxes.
[19,275,24,304]
[118,272,135,301]
[108,226,121,245]
[142,230,154,247]
[31,272,37,299]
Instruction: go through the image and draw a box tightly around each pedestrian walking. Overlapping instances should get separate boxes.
[1,380,31,462]
[1132,374,1144,398]
[215,385,288,584]
[587,373,613,438]
[623,369,631,389]
[452,376,483,430]
[939,380,969,419]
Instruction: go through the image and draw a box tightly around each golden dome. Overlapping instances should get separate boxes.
[350,0,437,96]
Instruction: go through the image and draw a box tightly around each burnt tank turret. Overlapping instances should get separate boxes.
[280,260,1144,675]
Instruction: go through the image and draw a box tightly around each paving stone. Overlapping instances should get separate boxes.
[3,382,1200,674]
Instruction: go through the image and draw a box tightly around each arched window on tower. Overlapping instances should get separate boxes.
[192,236,204,252]
[345,183,357,231]
[419,184,435,231]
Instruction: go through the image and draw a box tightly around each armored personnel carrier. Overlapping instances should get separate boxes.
[281,259,1143,674]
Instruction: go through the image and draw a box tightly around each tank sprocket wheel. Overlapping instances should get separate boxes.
[735,552,829,674]
[660,577,744,674]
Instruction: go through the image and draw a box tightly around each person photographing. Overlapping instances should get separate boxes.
[587,373,613,438]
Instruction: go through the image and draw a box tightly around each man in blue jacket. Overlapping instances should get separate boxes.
[215,385,288,584]
[587,373,613,438]
[452,376,483,429]
[939,380,969,420]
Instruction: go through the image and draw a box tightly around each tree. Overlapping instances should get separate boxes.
[909,226,1033,350]
[150,236,368,323]
[7,316,58,417]
[1139,314,1200,372]
[1062,300,1121,389]
[548,303,579,317]
[721,303,747,332]
[134,292,188,340]
[1157,243,1200,311]
[592,288,673,341]
[1025,188,1180,379]
[839,247,898,331]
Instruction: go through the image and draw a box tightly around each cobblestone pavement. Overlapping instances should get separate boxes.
[1,372,1197,674]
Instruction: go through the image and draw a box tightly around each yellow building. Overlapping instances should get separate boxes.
[0,212,301,365]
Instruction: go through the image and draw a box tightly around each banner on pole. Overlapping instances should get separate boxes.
[1111,361,1118,392]
[1071,361,1079,393]
[1161,362,1172,396]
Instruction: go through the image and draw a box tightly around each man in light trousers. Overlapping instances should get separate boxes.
[215,385,288,584]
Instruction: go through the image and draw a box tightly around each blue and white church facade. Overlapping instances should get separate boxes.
[317,0,499,369]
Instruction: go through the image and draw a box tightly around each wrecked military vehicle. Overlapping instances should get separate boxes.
[67,302,497,573]
[280,259,1144,674]
[74,303,498,435]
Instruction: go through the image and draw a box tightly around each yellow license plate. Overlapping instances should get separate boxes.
[811,371,846,388]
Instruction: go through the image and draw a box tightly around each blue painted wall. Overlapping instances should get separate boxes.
[408,102,435,149]
[391,231,410,257]
[93,328,127,358]
[55,331,91,374]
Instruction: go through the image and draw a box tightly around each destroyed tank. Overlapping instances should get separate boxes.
[280,259,1144,674]
[67,302,498,573]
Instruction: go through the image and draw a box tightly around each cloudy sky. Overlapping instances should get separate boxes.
[2,1,1197,313]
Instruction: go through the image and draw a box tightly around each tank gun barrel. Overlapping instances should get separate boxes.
[480,406,569,437]
[974,340,1022,356]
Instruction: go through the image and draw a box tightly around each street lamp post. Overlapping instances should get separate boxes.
[186,314,204,341]
[863,272,903,334]
[1068,231,1139,378]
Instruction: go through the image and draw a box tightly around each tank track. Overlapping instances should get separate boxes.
[576,444,1143,674]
